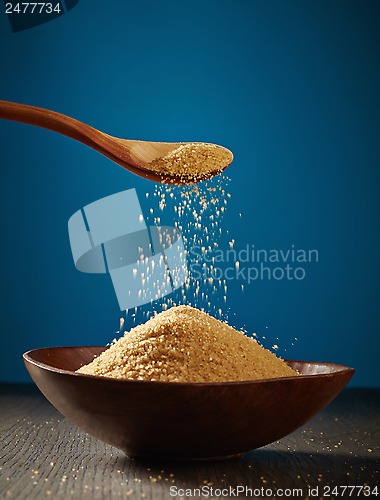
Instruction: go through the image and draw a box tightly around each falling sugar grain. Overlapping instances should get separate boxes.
[148,175,233,321]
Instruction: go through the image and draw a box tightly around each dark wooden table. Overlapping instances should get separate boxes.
[0,385,379,499]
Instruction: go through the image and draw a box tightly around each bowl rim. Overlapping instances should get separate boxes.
[23,346,355,387]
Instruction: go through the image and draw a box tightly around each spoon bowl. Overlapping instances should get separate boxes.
[0,100,233,184]
[23,346,354,461]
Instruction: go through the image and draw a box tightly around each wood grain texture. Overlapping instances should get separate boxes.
[0,385,379,499]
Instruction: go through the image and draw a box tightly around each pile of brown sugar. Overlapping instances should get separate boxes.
[77,306,298,382]
[145,143,233,184]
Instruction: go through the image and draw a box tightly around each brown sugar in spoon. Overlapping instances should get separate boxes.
[0,100,233,185]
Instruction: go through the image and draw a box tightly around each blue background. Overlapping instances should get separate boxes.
[0,0,379,386]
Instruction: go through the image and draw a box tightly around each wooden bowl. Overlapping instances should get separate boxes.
[23,347,354,460]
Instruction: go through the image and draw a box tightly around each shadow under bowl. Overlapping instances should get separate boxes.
[23,346,354,460]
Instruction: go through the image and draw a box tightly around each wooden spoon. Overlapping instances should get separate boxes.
[0,100,233,185]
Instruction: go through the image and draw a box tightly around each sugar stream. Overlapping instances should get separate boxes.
[114,175,235,337]
[112,177,297,356]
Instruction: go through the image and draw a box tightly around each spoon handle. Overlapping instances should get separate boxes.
[0,99,141,173]
[0,99,106,148]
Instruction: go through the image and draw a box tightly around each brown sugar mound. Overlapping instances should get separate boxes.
[77,305,298,382]
[145,143,233,184]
